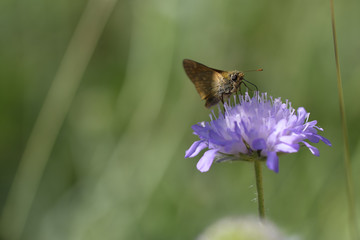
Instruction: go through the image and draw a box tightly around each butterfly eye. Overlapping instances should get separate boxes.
[231,74,238,81]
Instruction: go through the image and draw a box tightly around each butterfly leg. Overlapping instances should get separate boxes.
[220,93,224,105]
[220,93,227,113]
[238,83,244,96]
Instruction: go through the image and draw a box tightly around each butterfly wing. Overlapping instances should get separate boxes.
[183,59,224,103]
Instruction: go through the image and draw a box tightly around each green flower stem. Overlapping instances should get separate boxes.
[330,0,359,239]
[254,160,265,219]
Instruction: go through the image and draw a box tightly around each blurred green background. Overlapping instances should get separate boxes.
[1,0,360,239]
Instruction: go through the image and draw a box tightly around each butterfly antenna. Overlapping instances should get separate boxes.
[243,79,258,91]
[243,68,263,73]
[242,82,250,92]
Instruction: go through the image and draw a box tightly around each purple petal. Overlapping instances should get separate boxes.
[223,140,248,154]
[266,151,279,173]
[302,141,320,156]
[192,123,209,138]
[208,130,225,145]
[185,140,207,158]
[305,133,331,146]
[240,119,250,136]
[317,135,332,146]
[223,140,237,153]
[288,114,298,126]
[279,135,304,144]
[275,143,299,153]
[234,140,248,154]
[314,125,324,131]
[234,122,242,138]
[305,126,318,134]
[196,149,219,172]
[307,120,318,127]
[305,133,320,143]
[274,119,287,131]
[297,107,308,123]
[267,119,287,143]
[252,138,267,150]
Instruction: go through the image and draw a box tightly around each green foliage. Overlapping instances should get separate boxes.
[0,0,359,239]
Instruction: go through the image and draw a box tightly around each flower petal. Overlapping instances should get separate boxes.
[185,140,207,158]
[322,137,331,146]
[252,138,267,150]
[192,123,209,138]
[305,133,320,143]
[288,114,298,126]
[316,135,332,146]
[275,143,299,153]
[279,134,304,144]
[306,120,318,128]
[196,149,219,172]
[208,130,225,146]
[302,141,319,156]
[296,107,308,123]
[266,151,279,173]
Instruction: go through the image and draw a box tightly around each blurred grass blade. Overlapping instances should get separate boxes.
[0,0,118,239]
[330,0,359,239]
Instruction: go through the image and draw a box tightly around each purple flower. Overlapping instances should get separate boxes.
[185,92,331,173]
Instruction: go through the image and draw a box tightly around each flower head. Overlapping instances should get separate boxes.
[185,92,331,173]
[197,216,291,240]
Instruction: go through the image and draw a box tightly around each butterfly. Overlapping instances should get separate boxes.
[183,59,261,108]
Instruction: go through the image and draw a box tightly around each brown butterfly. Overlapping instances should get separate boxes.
[183,59,261,108]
